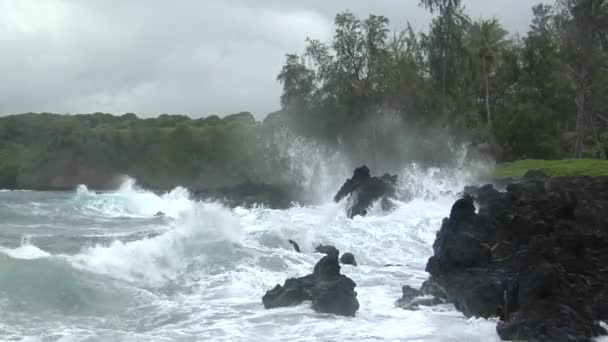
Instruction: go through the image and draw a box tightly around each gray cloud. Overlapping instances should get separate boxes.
[0,0,546,119]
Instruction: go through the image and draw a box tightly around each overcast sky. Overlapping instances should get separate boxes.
[0,0,547,119]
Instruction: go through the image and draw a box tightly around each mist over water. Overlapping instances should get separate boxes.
[0,143,503,341]
[270,126,487,203]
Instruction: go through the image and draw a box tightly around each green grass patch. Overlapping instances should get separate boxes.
[493,159,608,179]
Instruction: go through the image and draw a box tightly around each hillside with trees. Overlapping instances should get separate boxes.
[0,112,295,189]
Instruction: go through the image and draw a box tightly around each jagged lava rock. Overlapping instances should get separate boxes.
[422,176,608,341]
[262,255,359,317]
[334,165,397,218]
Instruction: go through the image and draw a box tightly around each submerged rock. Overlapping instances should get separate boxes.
[334,165,397,218]
[420,176,608,341]
[262,255,359,316]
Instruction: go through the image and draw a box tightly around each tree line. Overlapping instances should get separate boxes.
[0,112,299,189]
[275,0,608,160]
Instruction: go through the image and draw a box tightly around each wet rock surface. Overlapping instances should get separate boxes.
[396,284,446,311]
[340,252,357,266]
[419,176,608,341]
[334,166,397,218]
[315,244,340,258]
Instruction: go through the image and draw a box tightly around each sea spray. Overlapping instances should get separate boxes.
[271,129,351,203]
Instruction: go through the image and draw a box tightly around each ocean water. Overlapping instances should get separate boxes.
[0,168,504,342]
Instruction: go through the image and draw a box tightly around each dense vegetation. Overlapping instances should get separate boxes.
[276,0,608,161]
[0,112,300,189]
[1,0,607,190]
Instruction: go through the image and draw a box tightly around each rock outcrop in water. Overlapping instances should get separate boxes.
[315,244,339,258]
[396,282,445,310]
[262,254,360,316]
[418,175,608,341]
[288,239,301,253]
[334,166,397,218]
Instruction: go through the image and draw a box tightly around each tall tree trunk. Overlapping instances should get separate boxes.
[441,6,452,121]
[574,89,586,158]
[590,114,601,158]
[483,59,492,129]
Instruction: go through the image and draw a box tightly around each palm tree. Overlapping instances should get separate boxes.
[419,0,462,14]
[466,19,508,129]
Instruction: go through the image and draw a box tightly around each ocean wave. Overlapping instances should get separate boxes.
[68,201,244,285]
[75,178,194,219]
[0,252,141,317]
[0,244,51,260]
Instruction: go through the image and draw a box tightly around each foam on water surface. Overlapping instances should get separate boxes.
[0,163,557,342]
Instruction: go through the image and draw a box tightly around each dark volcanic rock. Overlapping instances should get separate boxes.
[190,180,300,209]
[334,166,398,218]
[420,278,447,299]
[421,176,608,341]
[262,255,359,316]
[396,284,445,310]
[288,239,301,253]
[262,276,315,308]
[340,252,357,266]
[315,245,339,258]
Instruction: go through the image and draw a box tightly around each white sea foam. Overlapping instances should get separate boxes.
[0,244,51,260]
[78,177,194,219]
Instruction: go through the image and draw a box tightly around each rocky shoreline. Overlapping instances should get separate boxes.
[264,168,608,341]
[402,172,608,341]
